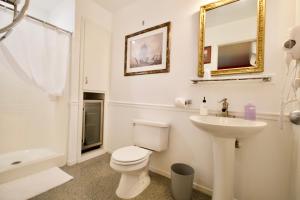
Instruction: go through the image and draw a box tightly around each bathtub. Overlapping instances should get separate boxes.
[0,148,65,184]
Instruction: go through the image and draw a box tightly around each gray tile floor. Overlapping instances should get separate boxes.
[31,154,211,200]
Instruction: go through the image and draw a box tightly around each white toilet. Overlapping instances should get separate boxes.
[110,119,170,199]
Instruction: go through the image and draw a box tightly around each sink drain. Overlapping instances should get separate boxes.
[11,161,22,165]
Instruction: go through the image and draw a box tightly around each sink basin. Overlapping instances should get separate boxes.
[190,115,267,138]
[190,115,267,200]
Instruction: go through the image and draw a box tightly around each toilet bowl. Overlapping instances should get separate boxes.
[110,119,170,199]
[110,146,152,199]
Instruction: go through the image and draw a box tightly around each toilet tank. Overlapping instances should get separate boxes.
[133,119,170,152]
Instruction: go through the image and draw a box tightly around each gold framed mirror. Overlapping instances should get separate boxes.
[198,0,266,77]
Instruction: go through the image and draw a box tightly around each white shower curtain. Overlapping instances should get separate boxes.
[0,8,70,97]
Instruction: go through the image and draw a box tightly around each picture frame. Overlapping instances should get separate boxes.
[204,46,212,64]
[124,22,171,76]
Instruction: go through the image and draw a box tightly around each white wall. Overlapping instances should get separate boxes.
[108,0,297,199]
[297,0,300,25]
[27,2,50,21]
[28,0,75,32]
[48,0,75,32]
[109,0,296,113]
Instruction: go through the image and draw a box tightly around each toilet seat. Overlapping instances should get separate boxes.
[112,156,148,166]
[112,146,151,166]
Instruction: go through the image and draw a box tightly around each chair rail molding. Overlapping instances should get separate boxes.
[109,100,288,122]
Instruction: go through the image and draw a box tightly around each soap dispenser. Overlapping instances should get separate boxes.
[200,97,208,116]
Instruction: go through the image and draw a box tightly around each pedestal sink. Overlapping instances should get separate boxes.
[190,115,267,200]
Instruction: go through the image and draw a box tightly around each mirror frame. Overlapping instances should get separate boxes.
[198,0,266,77]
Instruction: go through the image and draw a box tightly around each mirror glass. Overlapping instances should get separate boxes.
[199,0,265,77]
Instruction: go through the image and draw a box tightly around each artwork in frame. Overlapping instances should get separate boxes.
[204,46,212,64]
[124,22,171,76]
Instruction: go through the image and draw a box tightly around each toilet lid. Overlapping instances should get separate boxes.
[112,146,151,163]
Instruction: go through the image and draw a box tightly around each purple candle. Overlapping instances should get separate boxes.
[244,104,256,120]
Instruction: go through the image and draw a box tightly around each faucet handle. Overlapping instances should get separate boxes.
[218,98,228,103]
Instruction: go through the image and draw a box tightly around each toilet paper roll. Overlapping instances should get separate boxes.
[174,98,190,108]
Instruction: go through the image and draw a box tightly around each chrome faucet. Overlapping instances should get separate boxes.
[217,98,235,118]
[219,98,229,117]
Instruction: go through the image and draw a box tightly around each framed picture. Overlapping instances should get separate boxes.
[204,46,212,64]
[124,22,171,76]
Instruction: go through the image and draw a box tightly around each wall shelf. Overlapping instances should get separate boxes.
[190,74,273,84]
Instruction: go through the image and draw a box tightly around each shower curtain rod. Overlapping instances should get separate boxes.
[0,3,72,35]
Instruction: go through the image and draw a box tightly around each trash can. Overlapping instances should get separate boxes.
[171,163,195,200]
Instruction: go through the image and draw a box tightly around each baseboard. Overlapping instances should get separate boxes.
[67,160,77,166]
[149,166,213,196]
[193,183,214,197]
[79,148,107,163]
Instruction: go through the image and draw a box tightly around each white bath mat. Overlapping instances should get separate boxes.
[0,167,73,200]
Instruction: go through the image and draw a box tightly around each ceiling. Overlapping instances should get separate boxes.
[94,0,138,12]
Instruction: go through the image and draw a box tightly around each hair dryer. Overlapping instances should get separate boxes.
[281,25,300,126]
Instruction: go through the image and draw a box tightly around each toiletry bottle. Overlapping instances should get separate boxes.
[200,97,208,116]
[244,104,256,120]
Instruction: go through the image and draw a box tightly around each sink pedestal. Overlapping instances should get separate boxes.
[212,137,235,200]
[189,115,267,200]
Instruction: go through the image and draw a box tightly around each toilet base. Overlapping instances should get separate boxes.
[116,168,150,199]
